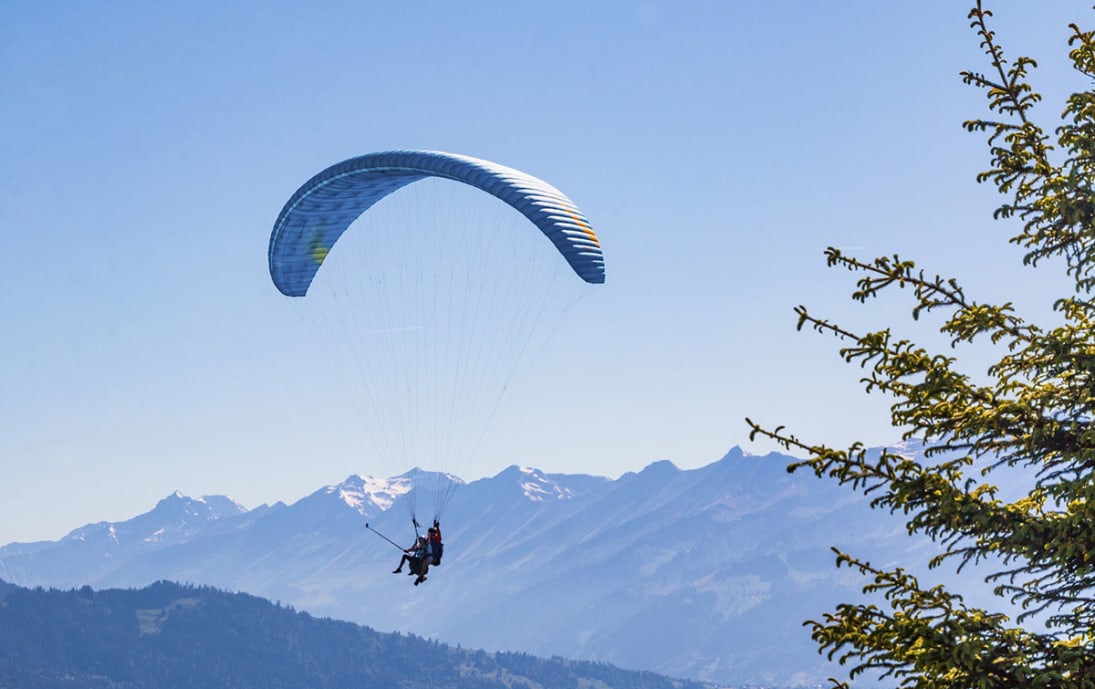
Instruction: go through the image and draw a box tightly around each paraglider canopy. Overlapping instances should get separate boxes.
[269,150,605,297]
[268,150,604,521]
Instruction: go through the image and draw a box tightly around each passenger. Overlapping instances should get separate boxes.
[413,526,439,585]
[392,535,427,576]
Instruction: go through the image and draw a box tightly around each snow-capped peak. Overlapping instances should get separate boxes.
[326,474,413,514]
[516,466,573,502]
[196,495,249,518]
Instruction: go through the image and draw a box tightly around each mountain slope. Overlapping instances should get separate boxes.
[0,447,943,685]
[0,579,707,689]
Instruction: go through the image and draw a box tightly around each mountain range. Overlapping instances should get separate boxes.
[0,445,954,686]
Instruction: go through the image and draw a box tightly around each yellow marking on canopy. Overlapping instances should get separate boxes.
[307,226,330,265]
[567,211,600,247]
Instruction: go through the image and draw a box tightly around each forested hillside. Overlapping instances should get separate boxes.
[0,579,707,689]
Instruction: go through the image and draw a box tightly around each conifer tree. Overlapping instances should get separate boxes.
[748,3,1095,686]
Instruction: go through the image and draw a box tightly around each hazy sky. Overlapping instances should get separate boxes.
[2,1,1089,544]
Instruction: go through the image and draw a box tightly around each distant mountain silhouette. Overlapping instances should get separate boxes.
[0,578,708,689]
[1,445,971,685]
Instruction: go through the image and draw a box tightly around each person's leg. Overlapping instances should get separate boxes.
[393,554,409,573]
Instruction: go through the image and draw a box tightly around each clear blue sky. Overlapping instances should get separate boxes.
[1,1,1087,544]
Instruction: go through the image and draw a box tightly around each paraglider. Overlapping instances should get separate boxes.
[391,520,442,586]
[269,150,604,296]
[269,150,604,576]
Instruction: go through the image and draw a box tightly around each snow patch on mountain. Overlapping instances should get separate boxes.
[326,474,413,514]
[517,466,574,501]
[193,494,249,517]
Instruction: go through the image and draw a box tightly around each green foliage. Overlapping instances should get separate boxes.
[746,2,1095,687]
